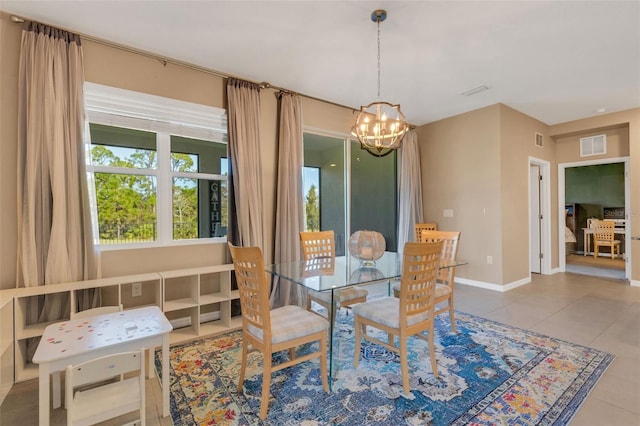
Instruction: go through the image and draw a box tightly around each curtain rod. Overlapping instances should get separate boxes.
[9,14,362,115]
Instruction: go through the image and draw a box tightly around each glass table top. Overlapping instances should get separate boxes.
[266,251,465,292]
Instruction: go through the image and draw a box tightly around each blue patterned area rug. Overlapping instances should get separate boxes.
[155,310,614,425]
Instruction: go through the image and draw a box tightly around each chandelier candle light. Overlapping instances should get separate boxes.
[353,9,409,157]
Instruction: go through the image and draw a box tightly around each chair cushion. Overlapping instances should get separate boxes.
[248,305,329,344]
[352,297,430,329]
[311,287,368,304]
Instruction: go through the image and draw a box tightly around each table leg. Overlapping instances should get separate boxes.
[52,371,61,408]
[39,363,50,426]
[162,335,170,417]
[147,348,154,379]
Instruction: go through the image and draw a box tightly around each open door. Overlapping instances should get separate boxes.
[530,165,542,273]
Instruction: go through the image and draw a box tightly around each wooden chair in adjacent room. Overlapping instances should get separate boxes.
[228,243,329,420]
[415,223,438,242]
[392,230,461,332]
[65,349,146,426]
[353,241,443,395]
[300,230,368,319]
[593,220,621,259]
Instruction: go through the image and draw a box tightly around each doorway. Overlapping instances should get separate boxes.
[558,157,630,280]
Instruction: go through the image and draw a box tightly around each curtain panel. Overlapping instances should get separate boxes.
[226,78,265,250]
[17,22,100,358]
[271,92,305,307]
[397,130,424,253]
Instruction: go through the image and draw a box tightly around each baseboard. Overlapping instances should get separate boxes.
[631,279,640,287]
[455,276,530,292]
[169,311,221,329]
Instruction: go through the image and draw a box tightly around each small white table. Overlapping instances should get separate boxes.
[33,305,172,426]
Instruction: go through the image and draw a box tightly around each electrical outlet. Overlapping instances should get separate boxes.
[132,282,142,297]
[443,209,454,217]
[486,256,493,265]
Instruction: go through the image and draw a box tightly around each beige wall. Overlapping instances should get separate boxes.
[0,12,353,289]
[555,125,629,164]
[417,105,504,284]
[499,105,557,283]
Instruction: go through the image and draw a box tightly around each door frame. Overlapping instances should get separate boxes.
[557,156,631,279]
[528,157,551,275]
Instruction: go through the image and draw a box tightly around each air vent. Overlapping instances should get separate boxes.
[535,132,543,148]
[580,134,606,157]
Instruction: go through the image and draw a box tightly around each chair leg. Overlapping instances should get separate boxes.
[237,338,248,392]
[428,328,439,379]
[354,318,362,367]
[320,333,329,392]
[400,334,410,395]
[259,355,272,420]
[448,298,457,333]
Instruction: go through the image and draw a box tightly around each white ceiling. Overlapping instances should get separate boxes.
[3,1,640,126]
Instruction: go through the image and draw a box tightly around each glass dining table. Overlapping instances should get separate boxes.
[265,251,464,388]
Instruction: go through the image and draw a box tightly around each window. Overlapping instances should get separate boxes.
[302,132,397,256]
[85,83,228,247]
[303,167,320,231]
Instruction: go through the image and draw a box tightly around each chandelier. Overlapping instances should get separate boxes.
[352,9,409,157]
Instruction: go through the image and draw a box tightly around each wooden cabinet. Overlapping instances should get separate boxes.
[159,265,241,345]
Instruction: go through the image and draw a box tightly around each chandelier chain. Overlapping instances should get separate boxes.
[377,16,381,101]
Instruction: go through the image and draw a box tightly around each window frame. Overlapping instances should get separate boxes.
[84,83,228,249]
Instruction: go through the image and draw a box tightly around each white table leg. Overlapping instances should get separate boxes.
[162,335,169,417]
[39,363,50,426]
[52,370,61,408]
[147,348,154,379]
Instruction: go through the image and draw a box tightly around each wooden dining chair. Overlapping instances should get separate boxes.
[593,220,621,259]
[228,243,329,420]
[415,223,438,242]
[392,230,461,332]
[65,349,145,426]
[353,241,443,395]
[300,230,368,319]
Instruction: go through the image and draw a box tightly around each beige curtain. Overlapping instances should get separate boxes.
[271,92,305,307]
[17,21,100,356]
[226,78,265,249]
[397,130,424,253]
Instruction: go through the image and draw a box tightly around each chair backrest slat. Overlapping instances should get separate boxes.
[228,243,271,336]
[420,230,461,282]
[300,230,335,260]
[68,350,143,387]
[415,223,438,242]
[594,220,616,241]
[400,241,442,320]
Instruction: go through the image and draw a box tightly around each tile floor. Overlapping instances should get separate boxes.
[1,272,639,425]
